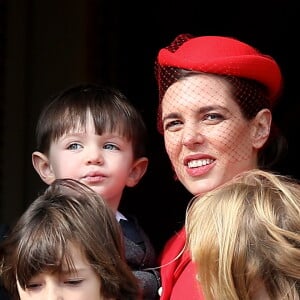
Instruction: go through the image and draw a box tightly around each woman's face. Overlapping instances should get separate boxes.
[161,74,265,195]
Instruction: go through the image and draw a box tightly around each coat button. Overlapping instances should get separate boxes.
[158,286,163,296]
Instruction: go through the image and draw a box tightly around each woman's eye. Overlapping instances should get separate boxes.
[67,143,82,150]
[103,143,119,150]
[203,113,225,122]
[164,120,182,130]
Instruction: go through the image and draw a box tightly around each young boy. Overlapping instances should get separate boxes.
[31,83,160,299]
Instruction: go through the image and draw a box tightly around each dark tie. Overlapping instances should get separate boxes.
[119,219,145,251]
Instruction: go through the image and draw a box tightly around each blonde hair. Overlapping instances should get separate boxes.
[186,169,300,300]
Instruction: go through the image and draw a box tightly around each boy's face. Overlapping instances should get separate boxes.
[43,116,141,212]
[17,242,104,300]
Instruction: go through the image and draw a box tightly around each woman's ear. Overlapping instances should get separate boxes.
[32,151,55,184]
[251,109,272,149]
[126,157,149,187]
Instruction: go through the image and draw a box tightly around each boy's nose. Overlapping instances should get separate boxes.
[87,148,104,165]
[87,156,103,165]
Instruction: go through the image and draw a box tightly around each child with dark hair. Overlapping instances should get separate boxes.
[1,178,142,300]
[31,83,160,299]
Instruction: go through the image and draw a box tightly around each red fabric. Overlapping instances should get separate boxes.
[157,34,282,102]
[159,227,205,300]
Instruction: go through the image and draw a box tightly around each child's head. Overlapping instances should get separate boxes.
[32,83,148,211]
[0,178,141,300]
[186,169,300,300]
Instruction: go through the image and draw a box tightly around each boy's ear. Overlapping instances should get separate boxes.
[126,157,149,187]
[251,108,272,149]
[32,151,55,184]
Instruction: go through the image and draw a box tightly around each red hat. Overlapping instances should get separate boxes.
[157,34,283,101]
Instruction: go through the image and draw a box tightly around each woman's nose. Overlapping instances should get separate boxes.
[182,123,205,147]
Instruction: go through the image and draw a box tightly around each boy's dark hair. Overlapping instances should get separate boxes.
[35,83,148,159]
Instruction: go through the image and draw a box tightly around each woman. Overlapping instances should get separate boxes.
[154,33,286,299]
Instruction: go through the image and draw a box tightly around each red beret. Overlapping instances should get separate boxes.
[157,34,283,101]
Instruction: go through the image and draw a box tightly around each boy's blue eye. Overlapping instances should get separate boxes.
[67,143,82,150]
[103,143,119,150]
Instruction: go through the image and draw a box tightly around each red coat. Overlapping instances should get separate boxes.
[159,227,205,300]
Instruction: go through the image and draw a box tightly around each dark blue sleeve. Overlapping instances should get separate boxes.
[0,288,11,300]
[0,224,9,240]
